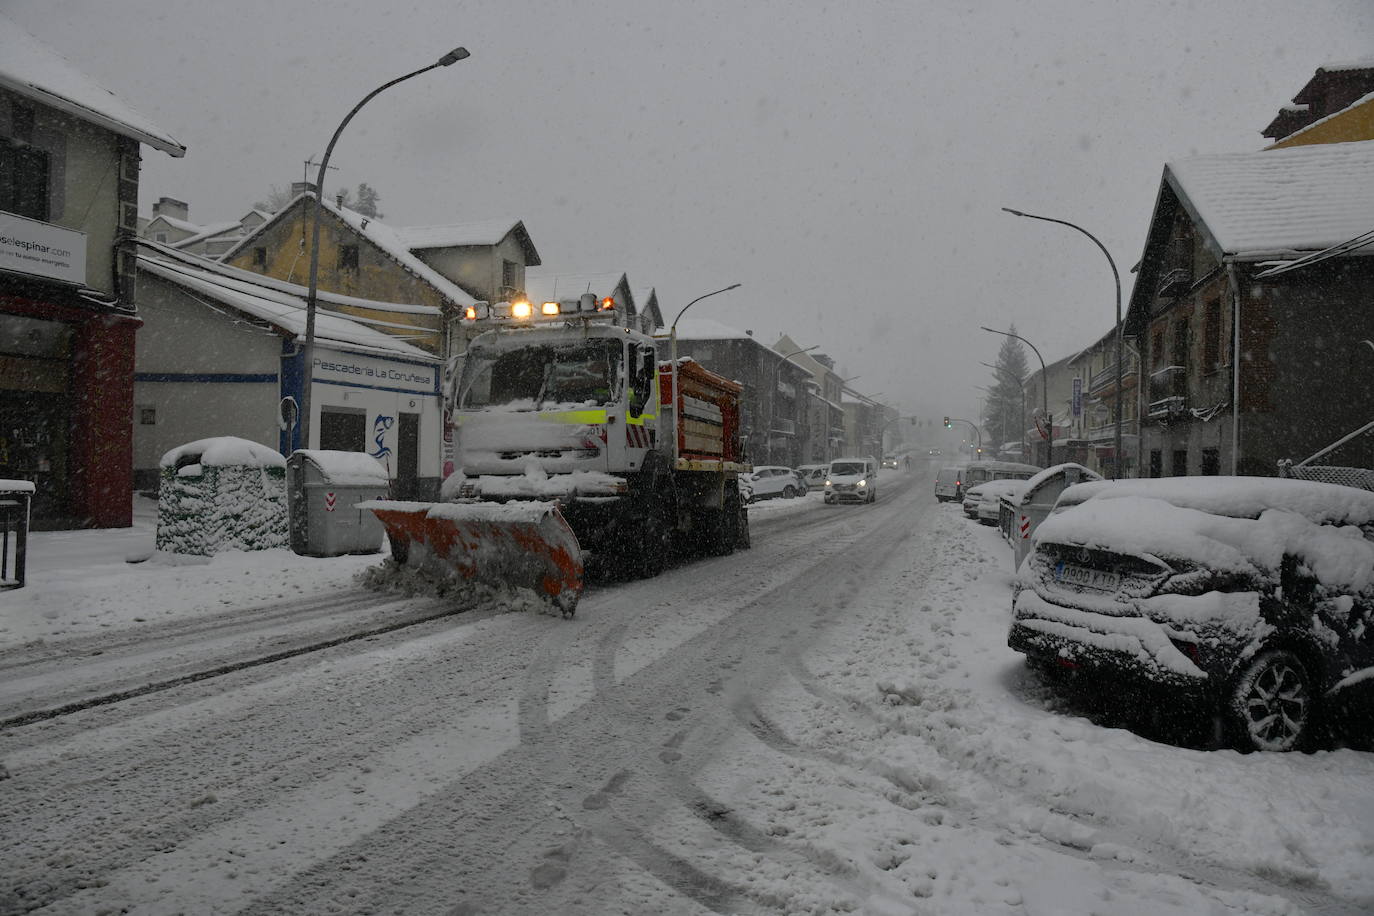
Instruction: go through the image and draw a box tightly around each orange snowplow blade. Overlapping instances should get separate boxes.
[360,500,584,616]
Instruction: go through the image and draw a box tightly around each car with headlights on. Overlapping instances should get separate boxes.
[1007,476,1374,752]
[824,457,878,504]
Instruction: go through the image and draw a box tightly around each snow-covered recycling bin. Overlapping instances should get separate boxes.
[287,450,391,557]
[156,437,288,556]
[1011,463,1102,570]
[0,479,34,589]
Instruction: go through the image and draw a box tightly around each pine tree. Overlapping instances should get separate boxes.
[984,327,1030,452]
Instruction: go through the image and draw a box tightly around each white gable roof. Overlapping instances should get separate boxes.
[0,15,184,156]
[524,271,627,305]
[394,219,523,250]
[1168,140,1374,260]
[136,244,438,361]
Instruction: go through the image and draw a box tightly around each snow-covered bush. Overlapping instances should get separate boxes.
[156,437,288,556]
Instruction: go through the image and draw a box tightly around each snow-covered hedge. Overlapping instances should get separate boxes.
[156,437,288,556]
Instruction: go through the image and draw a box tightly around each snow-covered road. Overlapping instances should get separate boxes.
[2,468,1372,915]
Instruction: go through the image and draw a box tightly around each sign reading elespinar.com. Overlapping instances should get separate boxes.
[0,211,87,285]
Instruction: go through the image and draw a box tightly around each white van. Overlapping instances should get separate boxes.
[824,456,878,504]
[934,466,963,502]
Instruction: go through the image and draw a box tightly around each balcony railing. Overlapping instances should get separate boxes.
[771,418,796,436]
[1157,267,1190,298]
[1087,358,1139,395]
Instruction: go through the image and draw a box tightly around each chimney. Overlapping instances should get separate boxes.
[291,181,317,198]
[336,192,346,208]
[152,196,189,221]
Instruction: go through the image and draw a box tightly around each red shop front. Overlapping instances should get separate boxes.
[1,291,139,529]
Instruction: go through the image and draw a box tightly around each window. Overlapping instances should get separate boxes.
[1171,317,1190,368]
[1201,447,1220,475]
[0,145,51,221]
[139,407,156,426]
[155,232,167,243]
[253,247,267,268]
[1172,448,1188,476]
[1202,297,1222,370]
[338,244,359,271]
[1149,449,1162,478]
[502,259,519,291]
[1151,328,1165,368]
[319,408,366,451]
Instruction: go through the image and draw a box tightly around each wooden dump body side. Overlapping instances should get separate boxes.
[659,359,744,465]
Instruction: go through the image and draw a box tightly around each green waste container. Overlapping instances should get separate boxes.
[156,437,288,556]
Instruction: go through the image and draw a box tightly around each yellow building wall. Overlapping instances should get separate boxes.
[225,206,445,354]
[1268,96,1374,148]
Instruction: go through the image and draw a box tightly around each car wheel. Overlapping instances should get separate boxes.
[1226,649,1315,752]
[783,486,796,499]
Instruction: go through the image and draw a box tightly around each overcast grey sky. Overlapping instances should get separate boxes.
[12,0,1374,424]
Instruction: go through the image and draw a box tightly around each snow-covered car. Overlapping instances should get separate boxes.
[824,457,877,505]
[961,483,988,519]
[962,479,1030,524]
[1008,476,1374,752]
[744,466,801,500]
[794,464,828,492]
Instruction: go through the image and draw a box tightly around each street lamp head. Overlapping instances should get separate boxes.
[1001,207,1027,218]
[438,47,471,66]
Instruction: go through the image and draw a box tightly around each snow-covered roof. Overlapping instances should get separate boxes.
[524,271,628,307]
[221,194,477,308]
[1167,140,1374,260]
[1268,89,1374,148]
[145,214,202,235]
[1316,59,1374,73]
[669,316,754,341]
[0,15,184,157]
[170,221,243,249]
[394,219,529,252]
[136,244,439,361]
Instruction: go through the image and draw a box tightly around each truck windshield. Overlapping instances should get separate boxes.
[460,339,621,409]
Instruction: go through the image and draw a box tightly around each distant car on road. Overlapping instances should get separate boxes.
[1008,476,1374,752]
[743,466,801,500]
[927,448,943,457]
[881,455,899,469]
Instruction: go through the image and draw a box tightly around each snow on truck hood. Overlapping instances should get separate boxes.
[1037,484,1374,594]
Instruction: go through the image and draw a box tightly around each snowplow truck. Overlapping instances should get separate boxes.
[367,294,750,616]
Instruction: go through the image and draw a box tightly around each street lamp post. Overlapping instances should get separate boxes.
[668,283,741,460]
[981,360,1027,461]
[767,345,819,464]
[981,327,1050,467]
[298,46,470,450]
[1003,207,1123,479]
